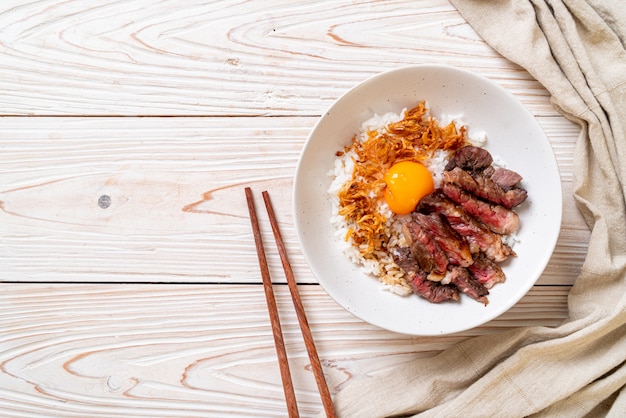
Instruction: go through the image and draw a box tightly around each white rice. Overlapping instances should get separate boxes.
[328,111,407,294]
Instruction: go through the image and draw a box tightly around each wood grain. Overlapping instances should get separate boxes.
[0,0,555,117]
[0,283,569,417]
[0,116,585,285]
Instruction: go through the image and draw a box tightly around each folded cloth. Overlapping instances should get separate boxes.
[321,1,626,416]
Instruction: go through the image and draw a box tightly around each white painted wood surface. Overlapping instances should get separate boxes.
[0,1,586,416]
[1,284,569,417]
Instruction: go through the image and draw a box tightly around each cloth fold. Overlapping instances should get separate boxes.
[323,1,626,416]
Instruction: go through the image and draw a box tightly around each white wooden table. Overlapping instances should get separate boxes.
[0,1,587,416]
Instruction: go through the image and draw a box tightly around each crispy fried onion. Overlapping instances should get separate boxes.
[338,101,468,257]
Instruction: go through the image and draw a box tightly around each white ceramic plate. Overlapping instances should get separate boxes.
[293,64,562,335]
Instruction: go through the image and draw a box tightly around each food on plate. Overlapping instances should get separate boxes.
[384,161,434,215]
[328,101,528,305]
[416,190,515,262]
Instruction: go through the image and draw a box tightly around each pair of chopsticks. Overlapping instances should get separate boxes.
[245,188,336,418]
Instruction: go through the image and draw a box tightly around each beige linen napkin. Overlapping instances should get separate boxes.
[322,1,626,416]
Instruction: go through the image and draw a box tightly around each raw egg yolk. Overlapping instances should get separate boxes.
[384,161,434,215]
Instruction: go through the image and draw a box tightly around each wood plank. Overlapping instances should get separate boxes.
[0,0,556,117]
[535,116,590,285]
[0,283,570,417]
[0,116,586,285]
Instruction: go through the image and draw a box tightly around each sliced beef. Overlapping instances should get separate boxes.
[401,222,448,280]
[415,188,452,213]
[446,218,515,262]
[392,247,459,303]
[468,254,506,289]
[445,145,493,172]
[394,145,526,305]
[442,182,519,235]
[411,212,473,267]
[416,189,458,215]
[392,247,420,274]
[443,167,527,209]
[490,167,523,189]
[417,190,515,262]
[447,266,489,305]
[409,269,460,303]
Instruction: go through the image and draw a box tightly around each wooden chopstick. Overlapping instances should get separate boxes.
[245,187,300,418]
[261,190,337,418]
